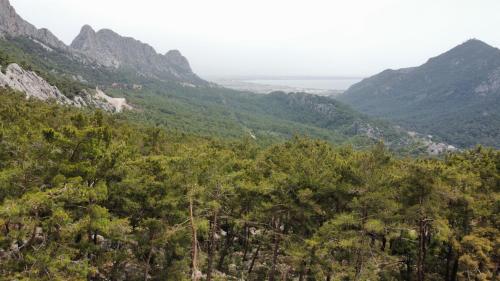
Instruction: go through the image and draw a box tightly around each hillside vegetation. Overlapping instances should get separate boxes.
[0,36,419,151]
[0,90,498,280]
[339,39,500,148]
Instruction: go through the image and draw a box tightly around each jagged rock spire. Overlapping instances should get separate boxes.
[71,25,204,84]
[0,0,67,49]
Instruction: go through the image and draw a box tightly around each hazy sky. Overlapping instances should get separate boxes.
[10,0,500,77]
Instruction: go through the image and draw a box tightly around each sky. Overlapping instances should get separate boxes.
[10,0,500,78]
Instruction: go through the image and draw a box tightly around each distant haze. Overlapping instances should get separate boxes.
[11,0,500,77]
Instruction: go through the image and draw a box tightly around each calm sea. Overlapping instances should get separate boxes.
[245,78,363,91]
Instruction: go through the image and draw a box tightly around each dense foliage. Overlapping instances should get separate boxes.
[0,90,498,281]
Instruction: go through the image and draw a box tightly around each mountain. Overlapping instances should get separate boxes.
[338,39,500,148]
[0,0,67,50]
[0,35,421,151]
[0,0,135,112]
[0,0,435,153]
[71,25,205,85]
[0,0,204,86]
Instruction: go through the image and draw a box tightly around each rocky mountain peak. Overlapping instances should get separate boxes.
[165,49,184,58]
[460,38,492,49]
[449,39,497,56]
[426,39,500,66]
[71,24,99,54]
[165,49,192,72]
[81,24,95,34]
[71,25,205,84]
[74,24,96,41]
[0,0,27,35]
[0,0,67,50]
[340,39,500,148]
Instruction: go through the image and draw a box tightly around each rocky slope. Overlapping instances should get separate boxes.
[0,0,67,50]
[70,25,205,85]
[0,0,205,86]
[0,63,70,103]
[338,39,500,148]
[0,63,130,112]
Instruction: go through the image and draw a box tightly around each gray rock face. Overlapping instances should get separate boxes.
[71,25,206,85]
[165,50,192,73]
[475,67,500,95]
[0,63,131,112]
[0,0,67,50]
[73,88,132,113]
[0,63,71,103]
[0,0,206,85]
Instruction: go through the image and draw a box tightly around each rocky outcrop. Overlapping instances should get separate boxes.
[70,25,122,68]
[71,88,132,113]
[0,63,71,103]
[475,67,500,96]
[165,50,192,74]
[0,63,131,112]
[71,25,206,85]
[93,88,132,113]
[426,142,457,155]
[0,0,67,50]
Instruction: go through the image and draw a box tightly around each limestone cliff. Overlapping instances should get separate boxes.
[71,25,206,85]
[0,0,67,50]
[0,63,131,112]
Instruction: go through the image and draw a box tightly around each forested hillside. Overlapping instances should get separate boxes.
[1,90,498,280]
[0,36,421,151]
[339,39,500,148]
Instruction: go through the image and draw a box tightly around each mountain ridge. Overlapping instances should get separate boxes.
[70,24,203,84]
[338,39,500,148]
[0,0,205,85]
[0,0,456,153]
[0,0,67,50]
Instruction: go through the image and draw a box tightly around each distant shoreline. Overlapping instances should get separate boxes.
[209,76,363,95]
[204,75,365,81]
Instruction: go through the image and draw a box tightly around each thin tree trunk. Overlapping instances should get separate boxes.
[217,226,233,271]
[417,191,427,281]
[445,243,453,281]
[326,272,332,281]
[381,236,387,252]
[248,243,261,277]
[144,243,153,281]
[206,211,218,281]
[354,248,364,281]
[269,217,280,281]
[417,218,425,281]
[406,256,412,281]
[24,220,39,250]
[242,224,250,262]
[4,220,9,235]
[281,267,289,281]
[298,263,306,281]
[306,247,316,281]
[189,197,199,281]
[450,256,459,281]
